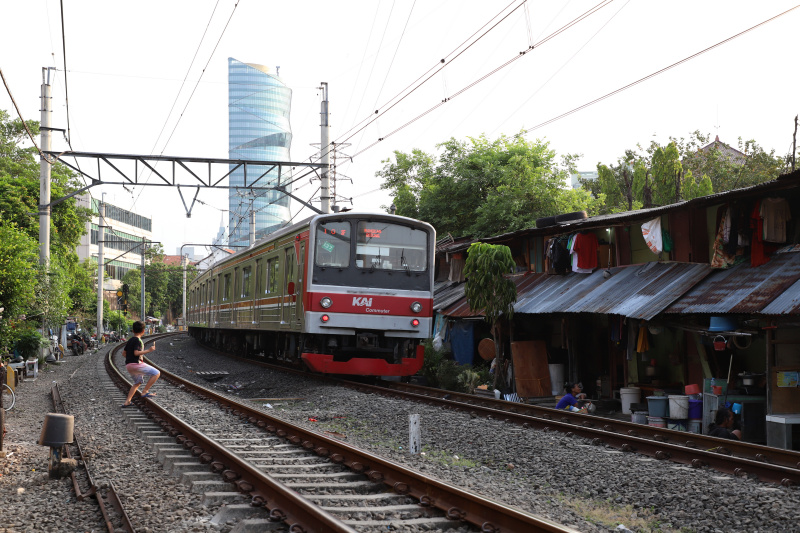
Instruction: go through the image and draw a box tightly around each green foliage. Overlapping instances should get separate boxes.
[584,131,787,214]
[377,133,591,237]
[457,368,481,394]
[106,310,131,333]
[463,242,517,393]
[463,243,517,325]
[14,326,46,359]
[421,340,447,388]
[0,218,38,353]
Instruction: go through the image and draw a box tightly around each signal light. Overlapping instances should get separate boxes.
[411,319,420,327]
[321,314,330,323]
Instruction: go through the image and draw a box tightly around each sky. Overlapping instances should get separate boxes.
[2,0,798,257]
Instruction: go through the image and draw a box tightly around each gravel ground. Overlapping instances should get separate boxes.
[1,345,228,533]
[150,335,800,533]
[2,334,799,533]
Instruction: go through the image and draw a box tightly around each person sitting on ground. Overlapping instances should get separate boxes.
[122,321,159,407]
[708,407,741,440]
[555,382,588,413]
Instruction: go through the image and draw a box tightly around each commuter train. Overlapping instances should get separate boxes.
[187,212,435,376]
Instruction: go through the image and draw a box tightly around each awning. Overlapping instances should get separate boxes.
[664,252,800,315]
[437,262,711,321]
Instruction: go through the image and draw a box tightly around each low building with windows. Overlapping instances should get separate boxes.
[76,195,153,288]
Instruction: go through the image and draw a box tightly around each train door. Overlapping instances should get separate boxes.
[294,241,305,327]
[253,259,261,325]
[281,245,296,327]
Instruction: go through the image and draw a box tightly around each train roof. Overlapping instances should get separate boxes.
[196,212,434,274]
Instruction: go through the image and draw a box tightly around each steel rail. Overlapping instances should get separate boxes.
[113,336,580,533]
[107,338,358,533]
[360,380,800,486]
[185,336,800,483]
[50,381,135,533]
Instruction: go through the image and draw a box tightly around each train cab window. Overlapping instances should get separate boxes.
[241,267,252,298]
[316,221,351,268]
[356,222,428,271]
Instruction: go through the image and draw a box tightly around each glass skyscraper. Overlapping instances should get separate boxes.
[228,58,292,247]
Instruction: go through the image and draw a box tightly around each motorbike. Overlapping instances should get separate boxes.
[67,333,85,356]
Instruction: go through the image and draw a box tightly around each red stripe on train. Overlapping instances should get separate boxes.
[307,293,432,316]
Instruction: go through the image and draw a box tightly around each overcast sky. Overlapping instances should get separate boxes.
[2,1,798,256]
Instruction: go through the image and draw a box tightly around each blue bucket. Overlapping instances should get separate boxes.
[647,396,669,418]
[732,403,742,415]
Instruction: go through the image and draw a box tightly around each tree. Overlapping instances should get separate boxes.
[378,133,601,238]
[0,218,38,353]
[463,242,517,393]
[0,109,92,333]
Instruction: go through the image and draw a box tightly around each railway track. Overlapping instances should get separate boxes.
[107,334,579,532]
[48,351,136,533]
[188,335,800,487]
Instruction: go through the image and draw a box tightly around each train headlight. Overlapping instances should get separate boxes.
[320,297,333,309]
[410,301,422,313]
[411,318,420,327]
[321,314,330,323]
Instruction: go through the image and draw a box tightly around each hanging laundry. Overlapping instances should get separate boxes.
[760,197,791,243]
[711,206,737,268]
[750,200,769,267]
[568,234,593,273]
[641,217,663,254]
[636,324,649,353]
[573,232,599,270]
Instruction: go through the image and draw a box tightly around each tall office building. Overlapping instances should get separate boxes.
[228,58,293,247]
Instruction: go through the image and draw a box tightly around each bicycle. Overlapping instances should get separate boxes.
[2,383,14,411]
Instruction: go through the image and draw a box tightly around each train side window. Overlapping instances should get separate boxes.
[267,257,280,294]
[222,274,231,301]
[316,221,351,268]
[242,267,252,298]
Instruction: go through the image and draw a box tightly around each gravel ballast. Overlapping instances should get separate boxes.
[2,335,799,533]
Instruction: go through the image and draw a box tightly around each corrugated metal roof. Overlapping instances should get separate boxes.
[433,281,466,312]
[437,262,710,320]
[665,252,800,315]
[438,273,542,318]
[513,262,711,320]
[761,277,800,315]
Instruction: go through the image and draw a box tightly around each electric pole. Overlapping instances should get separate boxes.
[141,236,146,323]
[320,82,330,214]
[39,68,53,266]
[97,197,105,336]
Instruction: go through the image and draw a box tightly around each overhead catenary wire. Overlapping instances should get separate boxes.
[348,0,615,160]
[518,3,800,137]
[334,0,527,147]
[130,0,241,213]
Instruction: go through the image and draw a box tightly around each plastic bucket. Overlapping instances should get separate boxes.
[620,387,641,415]
[647,396,669,418]
[684,384,700,395]
[647,416,666,428]
[668,395,689,419]
[688,419,702,434]
[688,399,703,419]
[712,385,723,395]
[732,403,742,415]
[548,364,564,396]
[631,411,648,425]
[667,418,687,432]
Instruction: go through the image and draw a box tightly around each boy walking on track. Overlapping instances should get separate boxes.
[122,321,160,407]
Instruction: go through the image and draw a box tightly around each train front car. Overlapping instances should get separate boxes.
[302,214,435,376]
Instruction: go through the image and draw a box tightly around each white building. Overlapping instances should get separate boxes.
[76,195,153,287]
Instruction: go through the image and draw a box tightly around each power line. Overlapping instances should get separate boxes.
[130,0,241,212]
[348,0,615,159]
[518,3,800,136]
[59,0,73,145]
[0,67,46,159]
[335,0,527,146]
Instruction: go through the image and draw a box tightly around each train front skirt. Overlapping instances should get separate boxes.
[301,344,425,376]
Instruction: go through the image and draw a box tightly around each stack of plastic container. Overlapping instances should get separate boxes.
[685,384,703,433]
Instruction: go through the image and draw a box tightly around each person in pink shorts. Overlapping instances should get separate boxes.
[122,321,159,407]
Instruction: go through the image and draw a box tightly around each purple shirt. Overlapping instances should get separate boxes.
[556,393,578,410]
